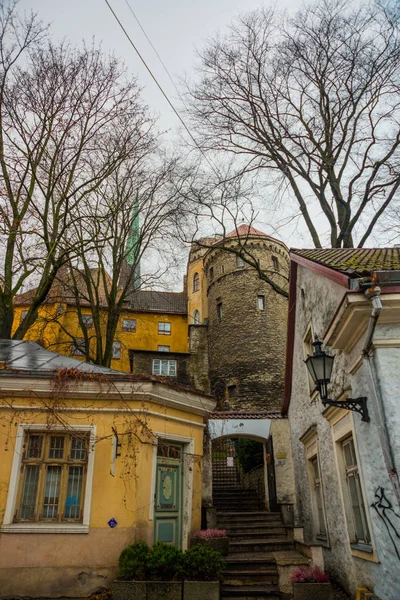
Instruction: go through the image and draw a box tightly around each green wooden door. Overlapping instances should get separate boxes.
[154,441,183,548]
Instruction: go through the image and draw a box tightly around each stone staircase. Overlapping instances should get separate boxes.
[214,488,308,600]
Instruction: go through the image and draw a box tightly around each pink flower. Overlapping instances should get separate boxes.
[192,529,227,539]
[291,566,330,584]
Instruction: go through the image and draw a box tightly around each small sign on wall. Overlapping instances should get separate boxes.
[276,452,287,459]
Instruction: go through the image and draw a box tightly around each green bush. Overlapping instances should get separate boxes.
[146,542,184,581]
[184,544,225,581]
[118,541,150,580]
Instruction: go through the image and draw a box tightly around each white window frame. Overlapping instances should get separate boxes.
[122,318,136,332]
[158,345,170,352]
[81,314,93,328]
[1,424,96,534]
[236,255,244,267]
[158,322,171,335]
[193,309,201,324]
[300,427,328,543]
[112,341,122,359]
[72,337,85,356]
[152,359,177,376]
[258,295,265,310]
[324,407,377,561]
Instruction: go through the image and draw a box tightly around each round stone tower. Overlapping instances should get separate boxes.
[204,225,289,412]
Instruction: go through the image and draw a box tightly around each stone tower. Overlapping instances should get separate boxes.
[187,225,289,412]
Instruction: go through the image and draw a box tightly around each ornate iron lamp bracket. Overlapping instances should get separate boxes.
[322,397,370,422]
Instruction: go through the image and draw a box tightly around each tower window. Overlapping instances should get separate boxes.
[272,256,279,270]
[209,267,214,281]
[227,384,239,398]
[193,272,200,292]
[217,302,223,321]
[258,296,265,310]
[236,255,244,267]
[193,309,201,324]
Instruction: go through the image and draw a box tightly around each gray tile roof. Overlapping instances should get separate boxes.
[292,248,400,277]
[0,340,123,376]
[128,290,187,313]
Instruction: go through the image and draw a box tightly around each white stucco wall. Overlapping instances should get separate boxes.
[288,265,400,599]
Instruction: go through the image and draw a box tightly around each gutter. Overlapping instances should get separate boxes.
[362,284,400,504]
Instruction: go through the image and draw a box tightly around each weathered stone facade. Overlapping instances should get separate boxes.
[204,238,289,411]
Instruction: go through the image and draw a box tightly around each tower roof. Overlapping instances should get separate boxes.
[220,224,287,249]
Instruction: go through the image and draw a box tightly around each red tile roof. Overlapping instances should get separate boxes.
[292,248,400,278]
[215,224,287,249]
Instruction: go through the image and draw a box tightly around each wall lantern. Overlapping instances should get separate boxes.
[305,337,370,422]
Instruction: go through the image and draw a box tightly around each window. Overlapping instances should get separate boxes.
[122,319,136,332]
[193,309,201,324]
[342,437,371,545]
[112,341,121,359]
[81,315,93,328]
[272,256,279,270]
[221,265,225,274]
[236,255,244,267]
[209,267,214,281]
[227,384,239,398]
[152,359,177,376]
[193,272,200,292]
[15,431,88,523]
[217,302,223,321]
[158,345,170,352]
[72,338,85,356]
[258,295,265,310]
[20,310,28,324]
[311,456,327,538]
[158,322,171,335]
[2,425,95,533]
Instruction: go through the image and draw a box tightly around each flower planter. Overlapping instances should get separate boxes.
[147,581,182,600]
[293,582,332,600]
[111,580,147,600]
[190,536,230,556]
[183,580,220,600]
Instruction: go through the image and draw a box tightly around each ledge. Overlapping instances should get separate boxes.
[1,523,89,534]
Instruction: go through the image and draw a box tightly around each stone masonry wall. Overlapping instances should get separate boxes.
[205,240,289,412]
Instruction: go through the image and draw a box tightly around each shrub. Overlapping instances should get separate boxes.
[118,541,150,580]
[192,529,227,539]
[291,566,330,584]
[184,544,225,581]
[146,542,184,581]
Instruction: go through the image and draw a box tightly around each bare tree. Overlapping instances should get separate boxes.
[40,154,189,368]
[0,3,153,339]
[186,0,400,248]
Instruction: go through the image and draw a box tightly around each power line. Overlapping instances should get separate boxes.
[104,0,220,178]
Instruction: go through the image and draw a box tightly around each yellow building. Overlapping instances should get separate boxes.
[0,340,215,597]
[14,285,189,377]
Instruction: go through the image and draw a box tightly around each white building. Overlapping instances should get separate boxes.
[284,248,400,599]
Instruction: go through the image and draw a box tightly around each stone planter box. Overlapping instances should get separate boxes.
[183,581,220,600]
[112,580,219,600]
[112,580,181,600]
[190,536,230,556]
[293,582,332,600]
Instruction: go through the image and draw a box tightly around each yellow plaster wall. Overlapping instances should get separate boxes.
[12,305,189,373]
[187,257,208,325]
[0,394,204,596]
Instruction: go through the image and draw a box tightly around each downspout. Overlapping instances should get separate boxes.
[362,286,400,504]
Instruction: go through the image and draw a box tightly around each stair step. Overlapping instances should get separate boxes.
[226,553,276,564]
[221,584,280,597]
[227,530,287,539]
[230,539,294,553]
[223,571,278,585]
[226,525,285,532]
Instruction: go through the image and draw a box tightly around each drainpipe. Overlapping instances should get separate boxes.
[362,286,400,504]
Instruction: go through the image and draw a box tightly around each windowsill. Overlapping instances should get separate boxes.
[1,523,89,534]
[350,542,378,562]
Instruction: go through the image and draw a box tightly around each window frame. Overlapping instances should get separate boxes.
[1,424,96,534]
[236,255,244,267]
[341,436,371,546]
[257,295,265,310]
[72,337,86,356]
[217,302,223,321]
[152,358,177,377]
[272,256,279,270]
[81,314,93,329]
[193,309,201,324]
[158,345,170,352]
[158,322,171,335]
[301,428,328,544]
[122,318,136,333]
[209,267,214,281]
[112,341,122,359]
[193,272,200,292]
